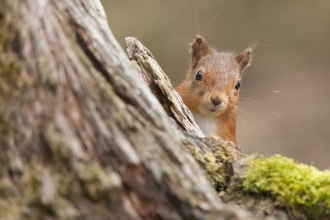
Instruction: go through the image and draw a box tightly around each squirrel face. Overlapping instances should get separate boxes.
[179,36,252,117]
[175,36,252,142]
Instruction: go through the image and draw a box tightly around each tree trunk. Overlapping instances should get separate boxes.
[1,0,327,220]
[0,0,252,219]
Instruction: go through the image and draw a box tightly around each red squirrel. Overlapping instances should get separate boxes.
[175,36,252,144]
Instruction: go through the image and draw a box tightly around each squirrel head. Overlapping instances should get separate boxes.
[182,35,252,117]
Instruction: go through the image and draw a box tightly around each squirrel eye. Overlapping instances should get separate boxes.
[195,71,203,81]
[235,80,241,90]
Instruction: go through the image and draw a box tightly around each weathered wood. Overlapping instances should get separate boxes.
[123,37,309,220]
[1,0,323,219]
[126,37,204,137]
[0,0,257,219]
[125,36,246,191]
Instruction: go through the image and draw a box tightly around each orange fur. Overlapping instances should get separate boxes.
[175,36,251,144]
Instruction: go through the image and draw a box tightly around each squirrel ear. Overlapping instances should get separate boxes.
[191,35,211,68]
[235,48,252,73]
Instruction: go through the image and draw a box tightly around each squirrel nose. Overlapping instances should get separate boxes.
[211,97,222,106]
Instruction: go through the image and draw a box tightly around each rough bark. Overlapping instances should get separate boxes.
[123,37,297,220]
[0,0,319,220]
[0,0,257,219]
[125,37,204,137]
[123,30,330,220]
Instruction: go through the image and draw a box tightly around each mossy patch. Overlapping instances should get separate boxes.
[76,163,122,201]
[242,155,330,219]
[0,160,80,220]
[0,2,32,103]
[187,135,244,191]
[0,124,123,220]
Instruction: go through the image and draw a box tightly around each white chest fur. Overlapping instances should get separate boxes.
[193,113,217,135]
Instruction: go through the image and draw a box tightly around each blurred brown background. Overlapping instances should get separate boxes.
[102,0,330,169]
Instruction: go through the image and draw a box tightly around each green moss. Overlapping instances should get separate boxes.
[0,2,34,104]
[53,197,79,220]
[203,154,226,191]
[187,135,243,191]
[22,163,80,219]
[77,163,121,201]
[0,162,42,219]
[0,158,82,219]
[42,127,72,161]
[242,155,330,219]
[43,127,122,201]
[22,162,42,204]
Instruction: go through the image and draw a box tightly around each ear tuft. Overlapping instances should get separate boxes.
[191,35,211,68]
[235,48,252,73]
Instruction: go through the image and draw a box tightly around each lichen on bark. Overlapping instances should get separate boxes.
[185,135,244,192]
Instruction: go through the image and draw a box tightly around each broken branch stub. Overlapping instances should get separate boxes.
[125,37,204,137]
